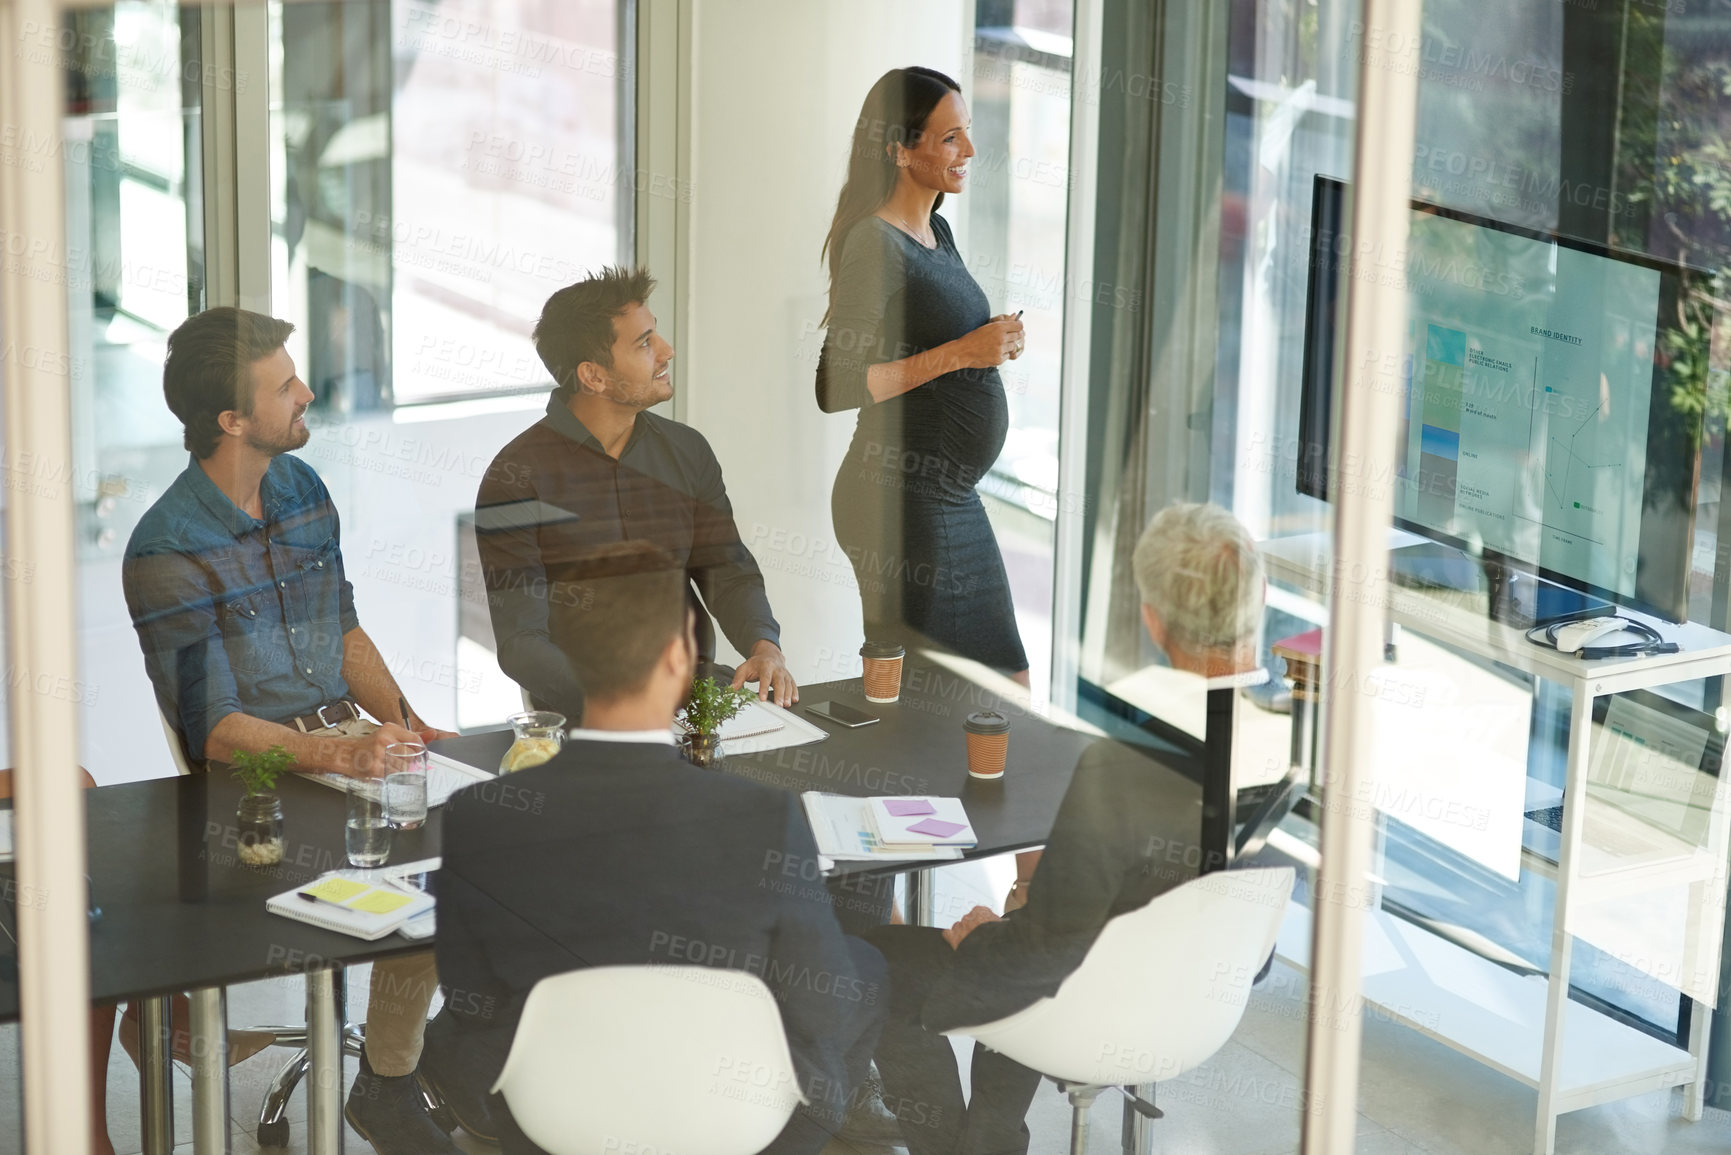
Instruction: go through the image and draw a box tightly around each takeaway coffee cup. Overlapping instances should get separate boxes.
[964,711,1011,779]
[861,641,906,704]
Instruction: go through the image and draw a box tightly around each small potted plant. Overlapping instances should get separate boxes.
[678,676,754,768]
[231,745,294,866]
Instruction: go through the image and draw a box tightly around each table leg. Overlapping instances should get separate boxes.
[187,986,230,1154]
[902,869,935,927]
[1534,689,1594,1155]
[1685,997,1709,1122]
[136,995,174,1155]
[307,966,344,1155]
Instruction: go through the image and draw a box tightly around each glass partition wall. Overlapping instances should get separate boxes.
[1075,0,1731,1151]
[6,0,1731,1153]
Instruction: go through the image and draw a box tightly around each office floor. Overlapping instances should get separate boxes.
[3,856,1730,1154]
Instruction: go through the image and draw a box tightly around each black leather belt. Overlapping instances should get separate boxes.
[287,700,361,733]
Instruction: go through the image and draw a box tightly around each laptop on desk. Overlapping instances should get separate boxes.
[1524,689,1725,873]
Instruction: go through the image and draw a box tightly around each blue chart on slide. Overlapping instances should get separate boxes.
[1396,214,1661,599]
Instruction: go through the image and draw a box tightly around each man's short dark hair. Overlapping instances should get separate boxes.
[548,541,687,702]
[532,265,658,392]
[163,307,297,459]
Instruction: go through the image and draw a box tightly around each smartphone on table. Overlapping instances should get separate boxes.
[802,701,879,728]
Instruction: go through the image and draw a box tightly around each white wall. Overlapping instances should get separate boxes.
[681,0,971,687]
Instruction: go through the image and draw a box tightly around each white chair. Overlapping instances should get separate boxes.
[158,706,197,775]
[952,866,1296,1155]
[493,965,804,1155]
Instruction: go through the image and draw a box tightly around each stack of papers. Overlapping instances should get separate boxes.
[868,797,977,849]
[802,792,975,868]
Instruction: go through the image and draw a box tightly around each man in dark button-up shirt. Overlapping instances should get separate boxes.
[477,265,796,721]
[122,307,480,1155]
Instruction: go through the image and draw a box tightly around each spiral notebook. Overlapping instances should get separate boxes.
[266,874,435,941]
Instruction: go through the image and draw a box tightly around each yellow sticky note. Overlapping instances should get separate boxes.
[302,878,369,904]
[347,890,412,915]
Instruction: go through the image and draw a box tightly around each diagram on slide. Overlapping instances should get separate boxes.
[1521,363,1626,547]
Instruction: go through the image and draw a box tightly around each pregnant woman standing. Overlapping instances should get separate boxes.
[816,66,1030,685]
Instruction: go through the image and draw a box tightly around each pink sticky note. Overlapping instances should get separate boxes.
[885,799,937,817]
[907,818,966,839]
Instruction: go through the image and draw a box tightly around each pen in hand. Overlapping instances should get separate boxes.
[397,695,413,732]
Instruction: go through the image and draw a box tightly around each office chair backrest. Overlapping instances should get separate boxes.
[158,707,196,777]
[492,965,803,1155]
[959,866,1295,1087]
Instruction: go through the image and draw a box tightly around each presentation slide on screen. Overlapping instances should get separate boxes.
[1394,213,1663,598]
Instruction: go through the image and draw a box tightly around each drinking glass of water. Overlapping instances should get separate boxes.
[383,740,429,830]
[346,780,392,868]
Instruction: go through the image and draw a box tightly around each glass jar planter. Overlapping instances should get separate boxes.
[680,731,721,769]
[236,792,285,867]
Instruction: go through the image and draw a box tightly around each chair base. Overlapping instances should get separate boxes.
[255,1024,366,1148]
[254,1023,457,1147]
[1055,1082,1162,1155]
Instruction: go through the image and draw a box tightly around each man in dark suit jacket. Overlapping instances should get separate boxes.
[865,501,1266,1155]
[434,541,885,1155]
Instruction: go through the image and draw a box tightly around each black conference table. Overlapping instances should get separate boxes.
[0,766,443,1154]
[0,659,1099,1154]
[439,661,1098,911]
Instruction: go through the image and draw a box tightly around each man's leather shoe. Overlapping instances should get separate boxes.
[837,1067,903,1146]
[344,1049,462,1155]
[420,1016,500,1144]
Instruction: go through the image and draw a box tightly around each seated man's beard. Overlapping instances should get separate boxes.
[248,422,310,455]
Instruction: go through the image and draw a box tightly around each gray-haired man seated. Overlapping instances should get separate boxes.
[866,501,1266,1155]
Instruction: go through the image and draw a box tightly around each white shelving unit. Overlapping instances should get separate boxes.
[1277,904,1697,1112]
[1261,531,1731,1155]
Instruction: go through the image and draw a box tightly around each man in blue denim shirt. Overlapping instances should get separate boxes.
[123,307,489,1154]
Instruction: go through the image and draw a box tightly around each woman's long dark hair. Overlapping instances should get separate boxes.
[821,66,962,326]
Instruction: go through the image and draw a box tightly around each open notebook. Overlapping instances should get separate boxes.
[703,700,828,756]
[306,751,492,807]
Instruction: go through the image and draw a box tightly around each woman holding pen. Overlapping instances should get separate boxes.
[816,66,1030,690]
